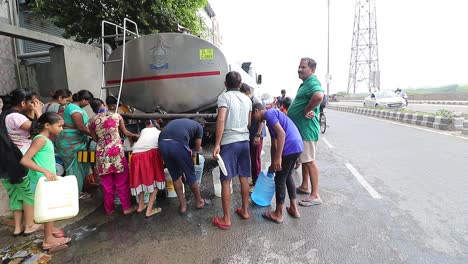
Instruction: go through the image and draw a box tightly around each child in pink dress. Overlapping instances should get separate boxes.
[88,99,138,215]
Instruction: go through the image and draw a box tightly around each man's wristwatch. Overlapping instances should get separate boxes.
[255,134,261,137]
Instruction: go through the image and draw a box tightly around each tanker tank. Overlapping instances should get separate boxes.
[104,33,229,114]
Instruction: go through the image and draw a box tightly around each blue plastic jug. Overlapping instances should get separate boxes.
[251,171,275,206]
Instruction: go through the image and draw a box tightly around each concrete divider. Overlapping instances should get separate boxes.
[461,120,468,135]
[328,105,465,132]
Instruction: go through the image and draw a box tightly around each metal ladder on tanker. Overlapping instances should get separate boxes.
[100,18,140,107]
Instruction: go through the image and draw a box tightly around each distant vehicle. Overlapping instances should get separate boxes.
[363,91,407,109]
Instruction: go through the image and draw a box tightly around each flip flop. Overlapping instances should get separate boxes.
[235,208,250,219]
[13,225,25,237]
[137,205,148,214]
[123,206,137,215]
[145,207,162,218]
[196,199,206,210]
[23,224,42,236]
[13,230,24,237]
[43,237,71,250]
[286,207,301,219]
[213,216,231,230]
[298,198,322,207]
[296,188,310,195]
[262,212,283,224]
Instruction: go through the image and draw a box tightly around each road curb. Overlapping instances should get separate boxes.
[409,100,468,105]
[328,105,465,131]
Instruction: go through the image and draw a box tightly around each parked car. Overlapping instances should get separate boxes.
[363,91,407,109]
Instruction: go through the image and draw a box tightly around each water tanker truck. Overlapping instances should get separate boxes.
[102,23,261,139]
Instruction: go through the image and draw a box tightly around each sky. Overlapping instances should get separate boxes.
[209,0,468,97]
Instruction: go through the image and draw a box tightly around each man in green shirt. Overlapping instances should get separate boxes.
[287,58,324,206]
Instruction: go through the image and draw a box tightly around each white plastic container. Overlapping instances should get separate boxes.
[34,175,79,223]
[212,166,232,198]
[194,154,205,185]
[165,168,184,198]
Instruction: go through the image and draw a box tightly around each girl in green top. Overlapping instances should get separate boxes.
[21,112,71,250]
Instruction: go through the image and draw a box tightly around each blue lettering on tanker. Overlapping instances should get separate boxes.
[150,63,168,70]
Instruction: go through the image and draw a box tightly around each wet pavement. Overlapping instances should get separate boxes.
[2,111,468,263]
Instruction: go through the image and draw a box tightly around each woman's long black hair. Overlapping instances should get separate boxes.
[0,88,34,183]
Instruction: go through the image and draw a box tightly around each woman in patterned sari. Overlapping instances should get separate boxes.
[55,90,94,194]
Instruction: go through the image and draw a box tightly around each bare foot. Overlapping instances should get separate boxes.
[195,199,205,209]
[52,226,65,238]
[123,206,137,215]
[262,210,283,224]
[179,204,187,214]
[235,208,250,219]
[286,206,301,218]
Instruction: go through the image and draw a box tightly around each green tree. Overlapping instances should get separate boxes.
[32,0,208,44]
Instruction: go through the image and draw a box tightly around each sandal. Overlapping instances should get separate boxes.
[137,205,147,214]
[123,206,137,215]
[213,216,231,230]
[43,237,71,250]
[13,227,24,237]
[24,224,42,236]
[145,207,162,218]
[298,198,323,207]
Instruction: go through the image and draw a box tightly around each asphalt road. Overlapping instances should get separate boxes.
[51,110,468,264]
[332,101,468,114]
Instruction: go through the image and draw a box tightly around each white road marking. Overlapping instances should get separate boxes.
[322,138,334,149]
[345,163,383,199]
[362,115,468,141]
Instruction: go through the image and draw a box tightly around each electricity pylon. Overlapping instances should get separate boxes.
[347,0,380,94]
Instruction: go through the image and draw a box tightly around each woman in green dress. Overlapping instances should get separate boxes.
[0,88,42,236]
[54,90,94,194]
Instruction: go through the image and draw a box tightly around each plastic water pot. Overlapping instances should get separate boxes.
[212,166,232,197]
[165,168,184,198]
[251,171,275,206]
[34,175,79,223]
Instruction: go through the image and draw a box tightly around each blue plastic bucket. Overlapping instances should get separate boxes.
[251,171,275,206]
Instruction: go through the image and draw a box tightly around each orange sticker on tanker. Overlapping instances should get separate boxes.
[200,49,214,60]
